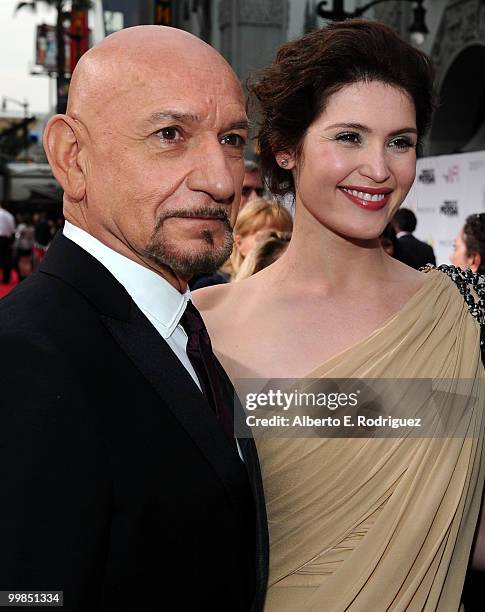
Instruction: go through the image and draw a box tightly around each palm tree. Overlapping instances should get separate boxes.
[15,1,92,112]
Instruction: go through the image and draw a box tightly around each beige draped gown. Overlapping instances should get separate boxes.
[257,270,485,611]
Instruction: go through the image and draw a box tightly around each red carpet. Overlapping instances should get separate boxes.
[0,270,19,298]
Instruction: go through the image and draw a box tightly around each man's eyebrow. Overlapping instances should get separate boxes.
[148,111,201,124]
[147,112,249,132]
[325,122,418,136]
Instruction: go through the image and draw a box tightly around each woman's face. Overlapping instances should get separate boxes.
[450,230,475,271]
[287,81,417,240]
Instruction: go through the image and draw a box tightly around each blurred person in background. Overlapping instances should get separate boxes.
[450,213,485,274]
[378,223,399,257]
[0,202,15,284]
[241,160,265,207]
[234,230,291,281]
[33,212,53,265]
[190,165,269,289]
[13,214,35,281]
[52,215,65,237]
[392,207,435,268]
[227,198,293,280]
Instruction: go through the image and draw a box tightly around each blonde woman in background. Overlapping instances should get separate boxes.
[234,230,291,282]
[225,198,293,280]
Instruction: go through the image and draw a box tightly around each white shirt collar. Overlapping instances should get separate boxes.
[63,221,190,338]
[396,231,412,238]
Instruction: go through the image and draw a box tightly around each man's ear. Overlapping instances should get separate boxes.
[43,114,86,202]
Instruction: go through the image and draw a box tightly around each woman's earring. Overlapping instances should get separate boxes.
[280,158,289,168]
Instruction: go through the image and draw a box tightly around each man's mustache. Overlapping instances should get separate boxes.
[155,206,232,230]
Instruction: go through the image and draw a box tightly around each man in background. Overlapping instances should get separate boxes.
[241,160,264,207]
[392,208,436,269]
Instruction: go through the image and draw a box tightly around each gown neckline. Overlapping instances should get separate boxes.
[303,269,444,378]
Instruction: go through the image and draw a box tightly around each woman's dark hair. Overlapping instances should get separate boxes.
[463,213,485,274]
[249,19,437,196]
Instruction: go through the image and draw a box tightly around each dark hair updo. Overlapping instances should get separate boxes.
[249,19,437,197]
[463,213,485,274]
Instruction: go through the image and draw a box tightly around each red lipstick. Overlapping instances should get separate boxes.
[338,186,392,211]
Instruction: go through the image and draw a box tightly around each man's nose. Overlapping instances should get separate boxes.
[186,139,239,203]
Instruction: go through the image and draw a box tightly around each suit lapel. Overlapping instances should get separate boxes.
[101,304,249,509]
[40,235,248,510]
[107,307,269,609]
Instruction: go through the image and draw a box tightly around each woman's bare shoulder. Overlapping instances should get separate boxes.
[192,282,249,345]
[192,281,239,314]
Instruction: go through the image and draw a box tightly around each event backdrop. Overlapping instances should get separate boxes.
[403,150,485,265]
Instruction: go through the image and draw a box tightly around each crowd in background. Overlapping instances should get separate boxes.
[0,206,62,287]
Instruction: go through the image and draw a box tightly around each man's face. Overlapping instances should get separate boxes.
[241,170,264,207]
[81,52,248,278]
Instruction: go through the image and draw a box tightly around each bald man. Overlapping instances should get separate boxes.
[0,27,268,611]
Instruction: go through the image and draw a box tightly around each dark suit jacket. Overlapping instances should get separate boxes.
[395,234,436,270]
[0,234,268,611]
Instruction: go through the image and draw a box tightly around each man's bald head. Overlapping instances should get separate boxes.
[67,26,239,122]
[44,25,247,289]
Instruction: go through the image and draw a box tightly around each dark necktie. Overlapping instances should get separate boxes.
[180,300,235,443]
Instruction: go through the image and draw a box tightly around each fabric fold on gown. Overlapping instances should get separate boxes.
[258,270,485,612]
